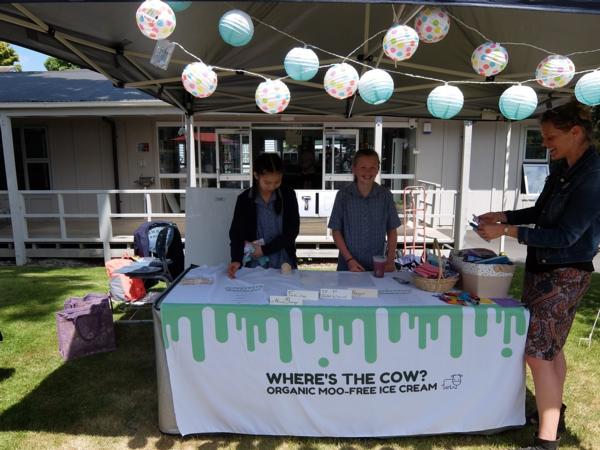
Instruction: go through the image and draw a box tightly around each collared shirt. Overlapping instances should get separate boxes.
[328,182,401,271]
[254,193,291,269]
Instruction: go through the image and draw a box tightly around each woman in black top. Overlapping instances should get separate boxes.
[477,102,600,450]
[227,152,300,278]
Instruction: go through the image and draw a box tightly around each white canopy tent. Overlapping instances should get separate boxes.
[1,1,599,264]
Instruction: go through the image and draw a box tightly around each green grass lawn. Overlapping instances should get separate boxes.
[0,263,598,450]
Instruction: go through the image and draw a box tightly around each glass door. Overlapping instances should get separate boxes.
[323,130,358,189]
[216,129,252,189]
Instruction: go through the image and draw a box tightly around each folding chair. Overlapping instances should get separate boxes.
[115,222,184,322]
[579,309,600,348]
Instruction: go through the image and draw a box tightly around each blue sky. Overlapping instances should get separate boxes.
[13,45,48,71]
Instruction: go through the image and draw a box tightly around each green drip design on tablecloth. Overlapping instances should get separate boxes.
[161,304,527,363]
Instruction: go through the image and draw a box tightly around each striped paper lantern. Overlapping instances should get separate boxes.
[499,85,538,120]
[575,71,600,106]
[427,85,464,119]
[218,9,254,47]
[358,69,394,105]
[284,47,319,81]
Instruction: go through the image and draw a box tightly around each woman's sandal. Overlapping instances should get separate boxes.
[526,403,566,432]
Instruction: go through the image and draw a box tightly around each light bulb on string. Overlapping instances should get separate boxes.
[136,0,176,40]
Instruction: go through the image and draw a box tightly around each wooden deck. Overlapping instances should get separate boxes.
[0,217,454,259]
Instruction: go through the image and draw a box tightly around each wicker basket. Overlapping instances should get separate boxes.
[412,239,459,293]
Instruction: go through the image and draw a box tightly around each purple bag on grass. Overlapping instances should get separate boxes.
[56,294,116,361]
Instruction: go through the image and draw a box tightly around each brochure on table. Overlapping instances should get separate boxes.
[163,265,442,306]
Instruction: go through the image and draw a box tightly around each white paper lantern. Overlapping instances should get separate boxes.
[535,55,575,89]
[383,25,419,62]
[136,0,176,40]
[414,7,450,44]
[219,9,254,47]
[499,85,538,121]
[255,79,290,114]
[358,69,394,105]
[427,85,464,119]
[575,71,600,106]
[324,63,359,99]
[284,47,319,81]
[471,42,508,77]
[181,62,217,98]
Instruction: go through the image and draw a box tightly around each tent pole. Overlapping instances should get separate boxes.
[500,122,512,254]
[186,114,196,188]
[0,114,26,265]
[374,116,383,185]
[454,120,473,251]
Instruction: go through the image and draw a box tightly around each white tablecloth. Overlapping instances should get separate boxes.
[157,266,529,437]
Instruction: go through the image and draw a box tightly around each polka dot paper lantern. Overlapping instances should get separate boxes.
[324,63,359,99]
[471,42,508,77]
[218,9,254,47]
[255,79,290,114]
[284,47,319,81]
[383,25,419,62]
[166,1,191,12]
[414,7,450,44]
[181,62,217,98]
[575,71,600,106]
[136,0,176,40]
[535,55,575,89]
[358,69,394,105]
[499,85,538,121]
[427,85,464,119]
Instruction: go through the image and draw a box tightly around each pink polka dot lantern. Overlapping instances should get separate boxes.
[471,42,508,77]
[181,62,217,98]
[324,63,359,100]
[535,55,575,89]
[414,7,450,44]
[383,25,419,62]
[136,0,176,40]
[255,79,290,114]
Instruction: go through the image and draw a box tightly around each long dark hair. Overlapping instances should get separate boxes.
[541,100,593,142]
[252,152,284,214]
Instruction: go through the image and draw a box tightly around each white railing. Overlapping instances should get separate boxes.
[1,189,186,261]
[1,186,458,262]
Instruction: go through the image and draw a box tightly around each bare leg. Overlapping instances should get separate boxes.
[527,354,563,441]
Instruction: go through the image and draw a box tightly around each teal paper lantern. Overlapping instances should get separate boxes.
[358,69,394,105]
[499,85,538,121]
[166,1,191,12]
[284,47,319,81]
[575,71,600,106]
[218,9,253,47]
[427,85,464,119]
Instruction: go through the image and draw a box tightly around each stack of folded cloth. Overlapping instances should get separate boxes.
[413,261,458,279]
[457,248,512,265]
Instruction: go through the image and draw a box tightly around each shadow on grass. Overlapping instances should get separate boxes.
[0,367,15,382]
[0,266,106,323]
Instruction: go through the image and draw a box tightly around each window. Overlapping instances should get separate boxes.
[15,127,51,190]
[524,129,548,162]
[522,129,548,196]
[523,164,549,195]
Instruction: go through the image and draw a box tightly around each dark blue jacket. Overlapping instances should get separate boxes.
[229,185,300,267]
[505,147,600,265]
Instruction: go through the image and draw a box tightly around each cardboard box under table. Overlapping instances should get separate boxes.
[153,265,528,437]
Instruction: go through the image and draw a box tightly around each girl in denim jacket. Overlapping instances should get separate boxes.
[477,102,599,450]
